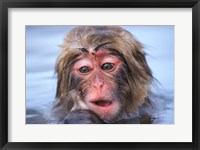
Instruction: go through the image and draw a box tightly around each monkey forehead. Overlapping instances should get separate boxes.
[79,48,119,60]
[88,48,108,57]
[73,50,121,68]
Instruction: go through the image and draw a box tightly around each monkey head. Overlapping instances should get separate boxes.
[54,26,153,123]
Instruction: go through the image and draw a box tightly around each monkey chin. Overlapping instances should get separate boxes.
[86,99,120,122]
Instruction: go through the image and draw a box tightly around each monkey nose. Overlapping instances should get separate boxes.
[92,80,104,89]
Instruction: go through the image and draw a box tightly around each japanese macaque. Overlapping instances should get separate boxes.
[53,26,154,124]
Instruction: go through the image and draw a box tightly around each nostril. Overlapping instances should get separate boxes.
[92,75,104,89]
[93,81,104,89]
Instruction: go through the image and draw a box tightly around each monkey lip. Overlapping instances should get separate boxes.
[90,100,112,107]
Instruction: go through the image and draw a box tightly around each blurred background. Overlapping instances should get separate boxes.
[26,25,174,124]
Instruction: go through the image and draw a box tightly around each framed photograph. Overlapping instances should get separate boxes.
[0,0,199,150]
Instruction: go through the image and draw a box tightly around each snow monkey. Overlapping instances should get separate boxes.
[53,26,153,124]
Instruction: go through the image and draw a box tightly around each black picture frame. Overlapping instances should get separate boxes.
[0,0,199,150]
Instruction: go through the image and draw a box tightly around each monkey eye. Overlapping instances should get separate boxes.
[101,63,114,71]
[79,66,91,74]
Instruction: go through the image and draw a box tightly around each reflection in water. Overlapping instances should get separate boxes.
[26,26,174,124]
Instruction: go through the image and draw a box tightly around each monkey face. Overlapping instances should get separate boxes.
[72,48,123,121]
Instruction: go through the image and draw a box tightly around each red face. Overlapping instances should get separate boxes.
[72,49,123,120]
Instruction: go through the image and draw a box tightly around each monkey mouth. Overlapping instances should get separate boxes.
[90,100,112,107]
